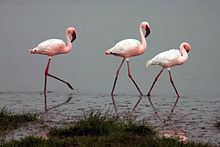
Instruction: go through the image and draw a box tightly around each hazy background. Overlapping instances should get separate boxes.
[0,0,219,96]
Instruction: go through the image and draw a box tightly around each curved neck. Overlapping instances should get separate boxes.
[139,25,147,51]
[178,45,188,64]
[65,29,72,51]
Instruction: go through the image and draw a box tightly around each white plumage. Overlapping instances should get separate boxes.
[30,27,76,58]
[146,49,181,68]
[32,39,66,57]
[107,39,141,57]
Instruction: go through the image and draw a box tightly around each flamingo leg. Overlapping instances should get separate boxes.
[126,60,143,95]
[111,95,118,113]
[47,74,74,90]
[111,59,125,95]
[44,58,51,111]
[42,58,73,90]
[147,69,164,96]
[168,69,180,98]
[44,58,74,111]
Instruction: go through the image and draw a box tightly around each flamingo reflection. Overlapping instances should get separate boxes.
[147,96,161,119]
[111,95,143,115]
[147,96,188,143]
[47,93,73,111]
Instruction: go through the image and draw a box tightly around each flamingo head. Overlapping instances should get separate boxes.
[141,21,151,38]
[104,50,110,55]
[29,47,47,55]
[29,48,38,54]
[67,27,76,43]
[181,42,191,53]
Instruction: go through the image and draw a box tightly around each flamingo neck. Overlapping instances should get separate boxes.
[178,44,188,64]
[65,29,72,52]
[139,25,147,51]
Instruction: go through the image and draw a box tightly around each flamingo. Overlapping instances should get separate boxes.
[105,21,150,96]
[146,42,192,99]
[29,27,76,111]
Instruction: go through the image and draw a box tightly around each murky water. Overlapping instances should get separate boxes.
[0,0,220,145]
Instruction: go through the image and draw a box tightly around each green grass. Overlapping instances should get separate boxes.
[1,109,212,147]
[49,109,155,138]
[2,136,70,147]
[2,135,211,147]
[0,107,39,133]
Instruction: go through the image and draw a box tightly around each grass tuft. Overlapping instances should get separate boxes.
[49,109,122,137]
[0,107,39,133]
[49,109,155,138]
[122,120,156,136]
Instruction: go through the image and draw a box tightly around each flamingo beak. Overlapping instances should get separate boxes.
[145,26,150,38]
[71,31,76,43]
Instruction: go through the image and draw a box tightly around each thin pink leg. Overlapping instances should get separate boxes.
[168,70,180,98]
[47,74,74,90]
[111,59,125,96]
[44,58,74,111]
[168,69,180,112]
[44,58,51,111]
[126,60,143,95]
[147,69,164,96]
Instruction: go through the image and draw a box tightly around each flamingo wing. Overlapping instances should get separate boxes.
[147,49,181,67]
[37,39,64,52]
[31,39,65,56]
[108,39,141,57]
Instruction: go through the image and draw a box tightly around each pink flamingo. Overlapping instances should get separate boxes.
[146,42,192,98]
[29,27,76,111]
[105,21,151,96]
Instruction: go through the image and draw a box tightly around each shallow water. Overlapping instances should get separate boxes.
[0,0,220,145]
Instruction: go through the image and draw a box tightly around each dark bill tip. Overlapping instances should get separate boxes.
[71,32,76,43]
[145,28,151,38]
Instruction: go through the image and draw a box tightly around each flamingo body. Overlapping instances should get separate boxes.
[146,42,191,68]
[146,42,192,99]
[105,21,151,95]
[30,39,68,57]
[147,49,184,68]
[105,39,143,58]
[29,27,76,111]
[30,27,76,58]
